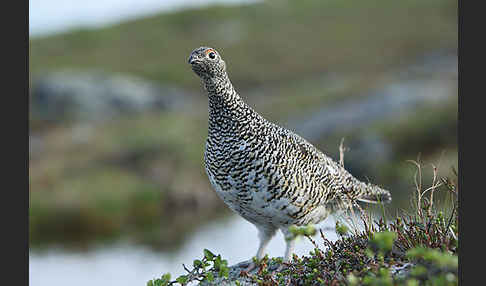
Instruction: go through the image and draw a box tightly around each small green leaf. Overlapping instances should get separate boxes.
[193,259,203,268]
[206,272,214,282]
[176,275,188,284]
[219,266,229,278]
[204,249,215,261]
[335,221,349,236]
[161,273,171,281]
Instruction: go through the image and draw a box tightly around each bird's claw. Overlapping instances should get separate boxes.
[236,259,258,276]
[244,261,258,272]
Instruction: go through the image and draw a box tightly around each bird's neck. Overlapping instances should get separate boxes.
[204,74,256,134]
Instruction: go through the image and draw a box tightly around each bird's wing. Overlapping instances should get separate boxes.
[282,127,392,204]
[274,125,362,200]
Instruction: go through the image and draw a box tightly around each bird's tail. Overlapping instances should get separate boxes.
[356,183,392,204]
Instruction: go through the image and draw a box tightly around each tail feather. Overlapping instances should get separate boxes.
[356,183,392,204]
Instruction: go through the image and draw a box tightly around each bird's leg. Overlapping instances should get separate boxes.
[282,227,297,263]
[271,227,296,274]
[241,225,276,273]
[284,237,296,263]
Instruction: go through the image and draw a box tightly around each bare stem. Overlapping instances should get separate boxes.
[339,137,347,167]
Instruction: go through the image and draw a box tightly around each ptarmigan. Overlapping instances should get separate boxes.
[188,46,391,266]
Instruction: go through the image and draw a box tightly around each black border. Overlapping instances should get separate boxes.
[7,0,29,284]
[458,0,481,284]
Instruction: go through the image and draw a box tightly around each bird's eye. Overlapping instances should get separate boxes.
[208,52,216,59]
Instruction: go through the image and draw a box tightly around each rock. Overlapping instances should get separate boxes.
[198,260,285,286]
[390,262,415,279]
[30,70,190,122]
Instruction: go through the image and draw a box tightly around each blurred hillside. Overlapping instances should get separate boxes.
[29,0,457,250]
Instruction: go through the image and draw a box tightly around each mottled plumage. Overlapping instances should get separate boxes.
[188,46,391,262]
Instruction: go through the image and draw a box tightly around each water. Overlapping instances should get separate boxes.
[29,215,342,286]
[29,0,260,37]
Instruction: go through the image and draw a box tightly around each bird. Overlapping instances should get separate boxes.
[188,46,391,268]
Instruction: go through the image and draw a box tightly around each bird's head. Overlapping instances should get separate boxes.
[188,47,227,81]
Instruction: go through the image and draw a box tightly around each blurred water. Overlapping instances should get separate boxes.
[29,0,260,37]
[30,215,343,286]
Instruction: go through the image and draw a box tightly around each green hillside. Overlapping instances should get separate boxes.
[30,0,457,89]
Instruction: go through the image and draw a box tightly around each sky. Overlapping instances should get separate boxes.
[29,0,259,37]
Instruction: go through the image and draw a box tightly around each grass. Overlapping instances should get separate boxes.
[148,159,458,285]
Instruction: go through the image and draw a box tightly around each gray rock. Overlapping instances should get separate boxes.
[30,70,190,121]
[198,260,285,286]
